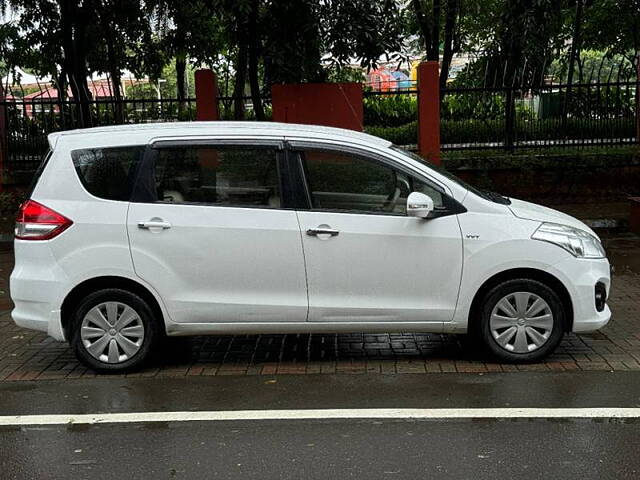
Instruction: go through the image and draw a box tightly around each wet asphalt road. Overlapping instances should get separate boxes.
[2,372,640,479]
[4,417,640,479]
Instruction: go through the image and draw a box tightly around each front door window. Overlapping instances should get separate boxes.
[299,149,444,215]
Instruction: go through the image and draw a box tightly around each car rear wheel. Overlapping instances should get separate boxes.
[70,288,160,373]
[479,279,565,363]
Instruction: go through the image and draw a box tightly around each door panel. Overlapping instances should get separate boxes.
[298,211,462,322]
[127,142,308,324]
[294,146,463,324]
[128,204,308,323]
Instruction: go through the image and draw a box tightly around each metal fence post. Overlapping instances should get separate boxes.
[417,61,441,165]
[636,54,640,143]
[504,87,516,152]
[195,69,218,121]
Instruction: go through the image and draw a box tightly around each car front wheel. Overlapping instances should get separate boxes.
[479,279,565,363]
[70,288,159,373]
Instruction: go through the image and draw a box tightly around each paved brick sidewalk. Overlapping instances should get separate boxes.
[1,248,639,381]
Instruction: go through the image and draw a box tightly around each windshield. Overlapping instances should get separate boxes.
[390,145,510,204]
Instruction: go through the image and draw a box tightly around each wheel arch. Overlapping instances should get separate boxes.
[468,268,574,333]
[61,276,166,339]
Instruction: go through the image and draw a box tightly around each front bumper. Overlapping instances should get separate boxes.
[550,255,612,333]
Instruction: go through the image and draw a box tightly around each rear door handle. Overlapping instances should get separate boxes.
[138,220,172,230]
[306,227,339,237]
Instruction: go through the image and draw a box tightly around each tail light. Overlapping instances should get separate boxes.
[15,200,73,240]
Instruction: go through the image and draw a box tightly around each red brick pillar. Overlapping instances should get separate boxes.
[271,83,363,131]
[195,69,218,121]
[417,61,441,165]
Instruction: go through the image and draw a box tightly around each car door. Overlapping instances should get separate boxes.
[289,141,464,325]
[127,139,308,325]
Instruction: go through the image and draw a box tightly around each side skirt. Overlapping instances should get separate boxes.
[165,321,449,336]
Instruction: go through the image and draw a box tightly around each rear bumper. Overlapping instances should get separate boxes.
[12,306,66,341]
[10,240,68,341]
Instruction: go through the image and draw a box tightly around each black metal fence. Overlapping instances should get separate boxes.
[363,78,639,151]
[441,80,639,150]
[1,97,197,173]
[1,78,638,181]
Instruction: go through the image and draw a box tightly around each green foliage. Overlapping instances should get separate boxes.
[363,92,528,127]
[364,95,417,127]
[326,66,366,83]
[365,121,418,145]
[320,0,406,72]
[581,0,640,58]
[441,93,504,121]
[124,63,198,99]
[365,116,636,147]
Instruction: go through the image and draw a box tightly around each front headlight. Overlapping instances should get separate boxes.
[531,222,606,258]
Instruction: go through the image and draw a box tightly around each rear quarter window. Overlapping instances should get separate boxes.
[28,149,52,196]
[71,146,145,201]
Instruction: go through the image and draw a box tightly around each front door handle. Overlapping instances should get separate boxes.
[138,220,172,230]
[306,227,339,237]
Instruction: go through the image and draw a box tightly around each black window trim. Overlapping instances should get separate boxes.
[285,140,466,218]
[131,138,294,210]
[150,138,285,150]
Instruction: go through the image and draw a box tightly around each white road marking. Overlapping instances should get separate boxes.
[0,408,639,426]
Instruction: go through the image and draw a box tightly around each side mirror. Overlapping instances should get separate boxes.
[406,191,434,219]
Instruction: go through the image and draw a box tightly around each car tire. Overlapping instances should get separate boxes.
[479,279,565,363]
[70,288,160,373]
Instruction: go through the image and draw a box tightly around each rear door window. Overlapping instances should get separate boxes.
[133,144,282,208]
[71,146,145,201]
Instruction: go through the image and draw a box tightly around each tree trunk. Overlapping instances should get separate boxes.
[563,0,583,124]
[56,70,69,128]
[411,0,440,62]
[233,41,248,120]
[247,0,265,120]
[440,0,458,89]
[636,51,640,143]
[101,15,124,123]
[429,0,441,62]
[176,54,187,112]
[60,0,92,128]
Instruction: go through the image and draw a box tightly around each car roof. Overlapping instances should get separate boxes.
[48,121,392,149]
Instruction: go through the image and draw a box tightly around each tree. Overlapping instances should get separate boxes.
[581,0,640,72]
[409,0,465,88]
[320,0,405,73]
[148,0,224,108]
[88,0,162,121]
[0,0,95,123]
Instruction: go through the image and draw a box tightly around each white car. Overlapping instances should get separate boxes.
[11,122,611,372]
